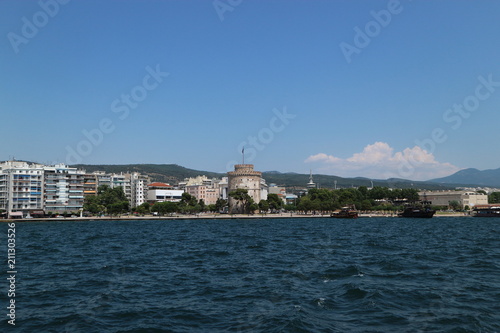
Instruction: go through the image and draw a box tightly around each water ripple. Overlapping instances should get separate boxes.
[3,217,499,332]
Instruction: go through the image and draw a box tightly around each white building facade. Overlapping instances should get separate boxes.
[0,161,45,218]
[128,172,150,207]
[43,164,85,213]
[419,191,488,209]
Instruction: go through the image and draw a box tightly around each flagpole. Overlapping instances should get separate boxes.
[242,147,245,164]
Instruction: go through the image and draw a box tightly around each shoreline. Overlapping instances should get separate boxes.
[1,212,471,222]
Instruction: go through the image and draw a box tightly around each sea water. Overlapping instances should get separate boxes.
[1,217,499,332]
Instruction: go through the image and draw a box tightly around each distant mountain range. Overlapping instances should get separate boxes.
[5,161,497,189]
[429,167,500,187]
[72,163,456,190]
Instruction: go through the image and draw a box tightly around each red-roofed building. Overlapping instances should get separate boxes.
[148,182,172,189]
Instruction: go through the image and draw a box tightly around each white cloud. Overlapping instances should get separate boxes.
[304,142,461,181]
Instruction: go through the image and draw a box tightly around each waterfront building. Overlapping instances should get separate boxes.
[419,190,488,209]
[91,171,134,206]
[268,184,286,203]
[1,161,153,217]
[180,175,218,188]
[127,172,150,208]
[0,161,45,218]
[111,173,131,199]
[219,177,229,201]
[286,193,298,206]
[182,175,222,205]
[260,178,268,201]
[83,173,98,197]
[227,164,262,213]
[185,184,220,205]
[43,164,85,214]
[93,171,111,188]
[147,182,184,203]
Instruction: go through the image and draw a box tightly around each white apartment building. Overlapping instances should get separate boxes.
[0,161,154,217]
[147,182,184,203]
[91,171,135,206]
[44,164,85,213]
[111,173,132,203]
[219,177,229,200]
[0,161,45,218]
[93,171,111,188]
[127,172,150,207]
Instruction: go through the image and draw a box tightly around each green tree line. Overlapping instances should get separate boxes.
[82,185,429,216]
[83,185,130,216]
[293,187,420,213]
[149,192,226,215]
[228,189,284,214]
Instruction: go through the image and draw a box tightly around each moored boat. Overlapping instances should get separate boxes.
[331,205,358,219]
[398,206,436,218]
[398,198,435,218]
[472,205,500,217]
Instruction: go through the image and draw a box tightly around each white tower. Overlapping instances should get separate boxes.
[307,169,316,189]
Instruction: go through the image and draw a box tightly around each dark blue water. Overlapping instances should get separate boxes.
[2,217,499,332]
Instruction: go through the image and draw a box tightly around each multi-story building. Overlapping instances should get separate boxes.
[43,164,85,214]
[83,173,98,197]
[0,162,153,217]
[111,173,131,199]
[268,184,286,203]
[127,172,150,208]
[182,175,221,205]
[179,175,217,188]
[147,182,184,203]
[185,184,221,205]
[92,171,133,205]
[419,190,488,209]
[94,171,111,188]
[219,177,229,201]
[0,161,45,218]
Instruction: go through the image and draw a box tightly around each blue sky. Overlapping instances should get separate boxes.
[1,0,499,180]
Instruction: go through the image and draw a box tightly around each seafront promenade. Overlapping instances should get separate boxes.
[1,211,469,222]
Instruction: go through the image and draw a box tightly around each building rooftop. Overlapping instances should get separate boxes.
[148,182,171,188]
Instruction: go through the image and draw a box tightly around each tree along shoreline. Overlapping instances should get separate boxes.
[1,211,471,222]
[36,185,487,219]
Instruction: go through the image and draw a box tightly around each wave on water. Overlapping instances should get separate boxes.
[7,217,500,332]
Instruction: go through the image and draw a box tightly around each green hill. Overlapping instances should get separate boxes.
[73,164,222,184]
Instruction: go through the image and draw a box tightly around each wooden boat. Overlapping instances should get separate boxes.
[398,198,435,218]
[331,205,358,219]
[398,206,435,218]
